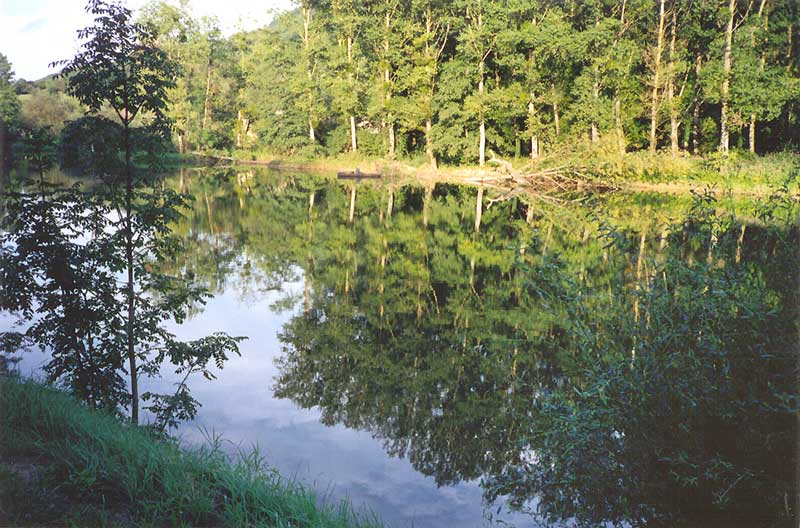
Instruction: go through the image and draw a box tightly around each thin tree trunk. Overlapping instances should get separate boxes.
[423,185,433,226]
[787,23,793,74]
[735,224,746,264]
[386,190,393,223]
[474,186,483,233]
[634,231,647,324]
[668,7,679,155]
[350,115,358,153]
[750,0,768,153]
[542,222,553,255]
[591,72,599,142]
[202,58,212,131]
[384,9,395,158]
[551,83,560,137]
[691,55,703,154]
[529,95,539,159]
[479,59,486,166]
[204,192,216,234]
[236,110,243,148]
[720,0,735,154]
[303,6,316,142]
[614,94,625,154]
[124,121,138,425]
[347,35,357,153]
[349,185,356,223]
[426,119,437,168]
[649,0,666,153]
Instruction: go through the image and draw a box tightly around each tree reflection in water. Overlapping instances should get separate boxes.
[169,168,797,527]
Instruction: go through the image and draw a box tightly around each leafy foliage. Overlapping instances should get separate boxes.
[132,0,800,157]
[1,0,244,429]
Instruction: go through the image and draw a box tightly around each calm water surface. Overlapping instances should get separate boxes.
[10,167,778,527]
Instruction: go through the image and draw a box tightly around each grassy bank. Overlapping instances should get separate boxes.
[177,147,799,196]
[0,377,381,528]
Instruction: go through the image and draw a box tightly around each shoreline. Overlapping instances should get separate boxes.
[180,152,794,198]
[0,376,382,528]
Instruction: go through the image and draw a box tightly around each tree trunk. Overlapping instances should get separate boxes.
[614,95,625,154]
[750,0,768,154]
[528,95,539,159]
[690,55,703,154]
[204,192,216,234]
[551,83,560,137]
[591,74,599,142]
[474,186,483,233]
[668,7,679,155]
[542,222,552,255]
[423,185,433,226]
[123,121,138,426]
[350,115,358,153]
[236,110,244,148]
[479,59,486,166]
[649,0,666,153]
[384,10,395,158]
[735,224,746,264]
[303,6,316,142]
[349,186,356,223]
[720,0,735,154]
[347,35,357,153]
[202,58,212,131]
[425,119,437,168]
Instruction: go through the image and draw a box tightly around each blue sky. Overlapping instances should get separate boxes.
[1,0,294,80]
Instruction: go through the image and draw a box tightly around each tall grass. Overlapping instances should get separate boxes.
[0,377,382,528]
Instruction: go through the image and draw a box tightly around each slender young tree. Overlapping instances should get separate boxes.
[53,0,241,425]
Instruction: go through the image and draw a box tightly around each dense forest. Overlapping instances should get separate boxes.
[2,1,799,167]
[139,0,799,165]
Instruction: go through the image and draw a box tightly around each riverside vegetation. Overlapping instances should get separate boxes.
[0,0,799,527]
[1,166,798,525]
[0,2,369,526]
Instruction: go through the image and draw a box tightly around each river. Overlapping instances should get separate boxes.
[9,166,797,527]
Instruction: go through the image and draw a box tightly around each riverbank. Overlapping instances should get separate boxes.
[0,377,381,528]
[176,148,799,197]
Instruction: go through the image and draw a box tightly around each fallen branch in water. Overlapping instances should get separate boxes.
[464,160,619,206]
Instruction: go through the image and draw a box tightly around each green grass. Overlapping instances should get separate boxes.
[0,377,382,528]
[520,138,800,189]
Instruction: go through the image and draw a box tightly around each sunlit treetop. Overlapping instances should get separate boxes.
[53,0,178,135]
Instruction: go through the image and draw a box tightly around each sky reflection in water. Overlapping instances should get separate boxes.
[11,167,743,528]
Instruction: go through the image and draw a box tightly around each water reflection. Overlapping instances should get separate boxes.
[11,166,793,527]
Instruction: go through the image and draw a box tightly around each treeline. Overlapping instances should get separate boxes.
[139,0,800,165]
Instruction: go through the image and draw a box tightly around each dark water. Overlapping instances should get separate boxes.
[10,167,796,527]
